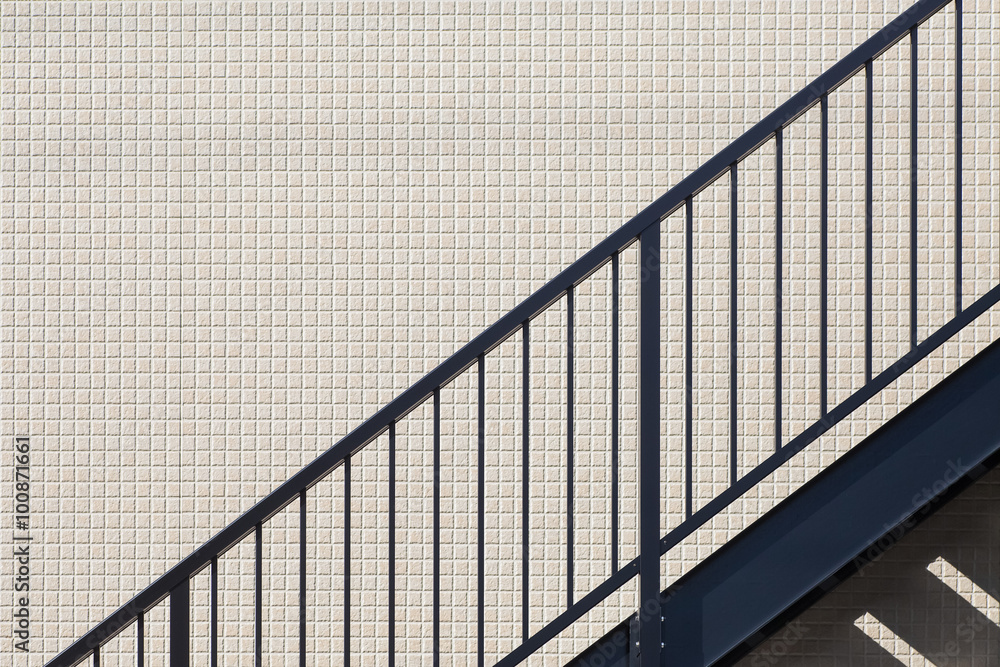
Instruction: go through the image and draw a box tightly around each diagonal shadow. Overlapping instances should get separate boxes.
[865,567,998,665]
[738,465,1000,665]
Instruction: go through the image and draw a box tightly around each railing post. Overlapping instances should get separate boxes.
[638,222,661,665]
[169,579,189,667]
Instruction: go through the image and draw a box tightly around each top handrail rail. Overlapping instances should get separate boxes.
[46,0,955,664]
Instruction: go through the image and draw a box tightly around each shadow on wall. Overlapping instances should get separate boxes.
[740,466,1000,666]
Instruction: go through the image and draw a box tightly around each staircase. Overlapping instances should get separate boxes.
[572,336,1000,666]
[47,0,998,665]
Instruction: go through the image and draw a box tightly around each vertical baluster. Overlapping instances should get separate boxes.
[138,611,145,667]
[344,457,351,667]
[299,491,306,667]
[775,128,784,451]
[94,646,99,667]
[170,578,190,667]
[567,285,574,609]
[820,94,829,417]
[611,252,620,571]
[730,163,738,485]
[522,320,530,641]
[638,222,662,666]
[955,0,963,316]
[389,423,396,666]
[210,557,217,667]
[685,197,694,517]
[910,27,919,349]
[255,524,262,667]
[865,60,874,383]
[477,355,486,667]
[433,388,441,667]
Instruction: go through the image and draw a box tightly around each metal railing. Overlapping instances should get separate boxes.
[47,0,995,665]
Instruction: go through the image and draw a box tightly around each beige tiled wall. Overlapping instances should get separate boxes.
[1,1,998,665]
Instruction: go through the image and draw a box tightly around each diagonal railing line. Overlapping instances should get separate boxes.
[46,0,958,665]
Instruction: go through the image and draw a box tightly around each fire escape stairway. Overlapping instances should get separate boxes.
[45,0,997,665]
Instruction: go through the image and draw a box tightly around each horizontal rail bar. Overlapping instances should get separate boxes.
[44,2,954,664]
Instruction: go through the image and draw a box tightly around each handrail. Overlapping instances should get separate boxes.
[47,0,961,664]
